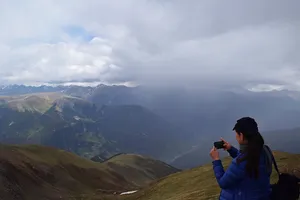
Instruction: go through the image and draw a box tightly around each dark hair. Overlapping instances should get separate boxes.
[233,117,264,179]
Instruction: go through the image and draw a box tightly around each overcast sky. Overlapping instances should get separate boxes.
[0,0,299,90]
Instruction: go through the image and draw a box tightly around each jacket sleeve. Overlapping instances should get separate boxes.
[212,159,245,189]
[227,146,239,158]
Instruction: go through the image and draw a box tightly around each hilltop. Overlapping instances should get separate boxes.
[0,92,59,113]
[124,151,300,200]
[0,144,178,200]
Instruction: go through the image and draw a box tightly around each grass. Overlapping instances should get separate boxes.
[0,92,93,114]
[0,145,178,200]
[123,151,300,200]
[102,154,180,188]
[0,92,64,113]
[0,144,299,200]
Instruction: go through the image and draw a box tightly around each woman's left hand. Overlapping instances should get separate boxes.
[210,147,220,160]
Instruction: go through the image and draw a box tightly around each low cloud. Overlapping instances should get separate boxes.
[0,0,299,90]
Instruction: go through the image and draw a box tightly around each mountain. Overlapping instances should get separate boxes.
[0,85,64,95]
[61,84,300,139]
[264,127,300,154]
[0,92,192,162]
[102,153,180,187]
[95,105,191,161]
[0,144,178,200]
[1,144,298,200]
[0,93,98,145]
[3,84,300,133]
[63,85,300,168]
[0,92,63,113]
[124,151,300,200]
[2,85,300,167]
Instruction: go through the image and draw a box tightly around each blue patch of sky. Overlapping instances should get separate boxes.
[63,25,95,42]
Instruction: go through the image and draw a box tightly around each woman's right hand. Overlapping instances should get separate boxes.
[221,137,232,150]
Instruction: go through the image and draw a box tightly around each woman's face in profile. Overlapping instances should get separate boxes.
[235,131,245,144]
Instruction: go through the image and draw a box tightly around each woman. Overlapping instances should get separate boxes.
[210,117,272,200]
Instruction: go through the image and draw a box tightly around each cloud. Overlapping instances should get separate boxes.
[0,0,299,89]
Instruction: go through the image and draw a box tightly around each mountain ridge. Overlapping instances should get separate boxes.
[0,93,193,163]
[2,86,300,170]
[0,144,179,200]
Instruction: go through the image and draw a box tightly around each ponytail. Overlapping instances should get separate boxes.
[237,132,264,178]
[233,117,264,179]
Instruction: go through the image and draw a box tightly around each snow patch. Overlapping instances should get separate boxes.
[74,116,80,120]
[9,121,15,126]
[120,190,138,195]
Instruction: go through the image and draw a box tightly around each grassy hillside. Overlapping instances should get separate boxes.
[0,144,178,200]
[102,154,180,187]
[124,151,300,200]
[0,92,63,113]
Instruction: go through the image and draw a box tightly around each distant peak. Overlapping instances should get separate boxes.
[96,84,108,88]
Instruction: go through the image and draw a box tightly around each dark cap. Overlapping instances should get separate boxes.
[233,117,259,134]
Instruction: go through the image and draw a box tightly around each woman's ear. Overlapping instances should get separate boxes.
[240,132,244,141]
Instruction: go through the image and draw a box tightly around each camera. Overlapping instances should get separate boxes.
[214,141,225,149]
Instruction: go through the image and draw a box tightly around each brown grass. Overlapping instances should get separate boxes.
[0,145,177,200]
[123,151,300,200]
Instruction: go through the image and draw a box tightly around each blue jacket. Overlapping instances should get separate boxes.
[212,147,272,200]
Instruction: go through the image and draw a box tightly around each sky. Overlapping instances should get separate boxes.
[0,0,299,90]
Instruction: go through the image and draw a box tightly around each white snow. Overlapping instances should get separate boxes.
[74,116,80,120]
[120,190,138,195]
[9,121,15,126]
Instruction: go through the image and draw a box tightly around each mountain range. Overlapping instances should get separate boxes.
[4,84,300,132]
[1,84,300,169]
[0,84,299,199]
[0,92,191,163]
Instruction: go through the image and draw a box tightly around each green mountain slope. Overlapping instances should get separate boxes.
[0,92,63,113]
[0,93,191,162]
[0,144,178,200]
[124,151,300,200]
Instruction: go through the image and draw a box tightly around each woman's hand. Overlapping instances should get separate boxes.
[210,147,220,160]
[221,137,232,150]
